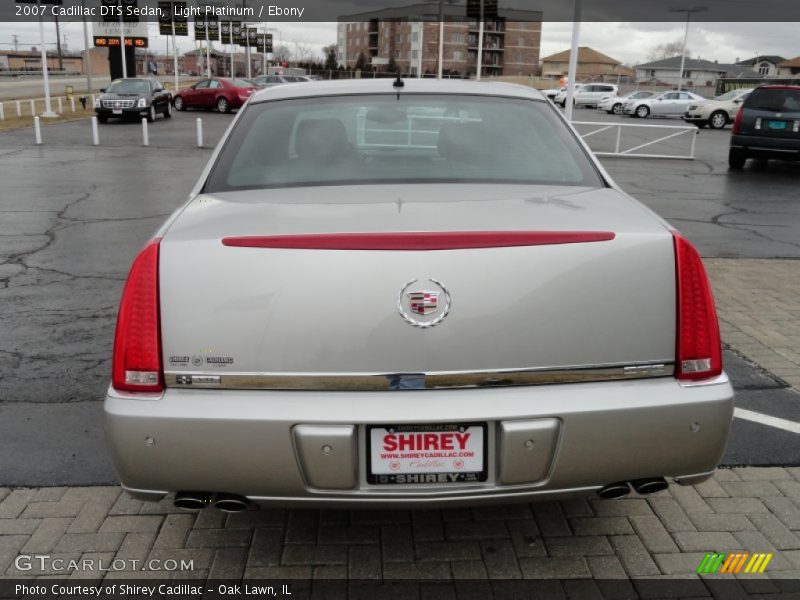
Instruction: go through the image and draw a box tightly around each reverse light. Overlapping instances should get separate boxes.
[112,239,163,393]
[732,106,744,134]
[672,232,722,382]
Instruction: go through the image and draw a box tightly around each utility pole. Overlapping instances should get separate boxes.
[12,34,19,52]
[54,14,64,72]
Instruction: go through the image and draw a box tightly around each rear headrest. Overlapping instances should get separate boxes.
[295,118,351,162]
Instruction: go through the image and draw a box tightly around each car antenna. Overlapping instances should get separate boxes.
[393,72,404,100]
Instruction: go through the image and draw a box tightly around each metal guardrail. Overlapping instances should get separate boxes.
[572,121,699,160]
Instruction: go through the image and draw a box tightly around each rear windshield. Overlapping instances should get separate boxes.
[106,80,150,94]
[744,88,800,112]
[229,79,253,88]
[205,94,603,191]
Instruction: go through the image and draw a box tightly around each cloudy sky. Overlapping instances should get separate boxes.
[0,21,797,66]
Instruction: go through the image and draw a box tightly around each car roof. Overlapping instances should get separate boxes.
[755,85,800,90]
[250,78,546,104]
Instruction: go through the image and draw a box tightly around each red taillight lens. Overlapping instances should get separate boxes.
[112,239,163,393]
[672,232,722,381]
[732,106,744,134]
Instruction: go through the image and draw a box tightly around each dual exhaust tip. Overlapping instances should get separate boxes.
[173,491,250,513]
[597,477,668,500]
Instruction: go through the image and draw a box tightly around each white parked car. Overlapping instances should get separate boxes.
[105,80,732,510]
[598,91,655,115]
[624,90,706,118]
[553,84,585,106]
[683,88,754,129]
[557,83,618,108]
[540,86,565,101]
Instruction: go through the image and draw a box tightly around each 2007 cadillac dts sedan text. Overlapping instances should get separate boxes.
[104,79,733,510]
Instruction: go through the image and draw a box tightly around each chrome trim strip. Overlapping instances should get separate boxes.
[165,362,674,391]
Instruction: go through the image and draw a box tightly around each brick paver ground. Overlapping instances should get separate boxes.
[1,468,799,583]
[707,259,800,391]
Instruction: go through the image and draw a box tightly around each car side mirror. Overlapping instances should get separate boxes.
[733,98,743,104]
[99,88,106,93]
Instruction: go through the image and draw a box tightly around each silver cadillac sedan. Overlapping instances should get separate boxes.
[105,79,733,510]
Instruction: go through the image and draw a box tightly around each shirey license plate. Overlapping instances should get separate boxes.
[367,423,487,485]
[768,120,787,130]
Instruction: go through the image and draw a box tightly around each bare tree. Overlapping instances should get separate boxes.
[646,40,691,63]
[272,43,292,64]
[290,39,314,65]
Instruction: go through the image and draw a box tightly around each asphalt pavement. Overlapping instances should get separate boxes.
[0,104,798,486]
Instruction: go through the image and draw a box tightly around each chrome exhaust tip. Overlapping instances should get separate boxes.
[213,493,250,513]
[597,481,631,500]
[173,491,213,510]
[631,477,669,496]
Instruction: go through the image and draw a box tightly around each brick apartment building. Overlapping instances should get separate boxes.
[337,4,542,78]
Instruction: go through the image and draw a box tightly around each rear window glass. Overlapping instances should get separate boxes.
[230,79,253,88]
[205,94,603,192]
[744,88,800,112]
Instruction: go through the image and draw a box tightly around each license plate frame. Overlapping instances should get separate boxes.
[366,422,488,485]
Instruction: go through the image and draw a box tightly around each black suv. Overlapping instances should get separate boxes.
[729,85,800,169]
[94,78,173,124]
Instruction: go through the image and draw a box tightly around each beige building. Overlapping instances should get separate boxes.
[777,56,800,77]
[337,4,542,78]
[540,46,633,81]
[0,50,83,74]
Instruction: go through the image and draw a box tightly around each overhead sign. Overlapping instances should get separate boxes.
[238,27,258,47]
[93,18,148,47]
[256,33,272,53]
[194,16,219,41]
[158,1,188,36]
[220,20,242,45]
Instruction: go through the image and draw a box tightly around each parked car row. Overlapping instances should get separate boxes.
[549,85,763,131]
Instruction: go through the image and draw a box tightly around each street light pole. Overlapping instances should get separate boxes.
[564,0,582,121]
[118,0,127,78]
[37,0,57,117]
[81,0,93,93]
[669,7,707,90]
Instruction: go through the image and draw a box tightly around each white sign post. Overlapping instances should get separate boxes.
[36,0,58,117]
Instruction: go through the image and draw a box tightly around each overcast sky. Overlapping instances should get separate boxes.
[0,21,797,66]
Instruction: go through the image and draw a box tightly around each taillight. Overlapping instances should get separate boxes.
[672,232,722,381]
[732,106,744,134]
[112,239,163,393]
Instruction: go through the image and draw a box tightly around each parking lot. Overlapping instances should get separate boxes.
[1,97,799,588]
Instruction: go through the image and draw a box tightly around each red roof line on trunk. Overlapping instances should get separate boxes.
[221,231,616,250]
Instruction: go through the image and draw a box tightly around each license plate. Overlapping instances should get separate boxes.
[112,109,122,115]
[768,120,787,130]
[367,423,487,485]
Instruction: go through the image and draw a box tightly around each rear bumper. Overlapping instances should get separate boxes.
[731,134,800,158]
[104,374,734,507]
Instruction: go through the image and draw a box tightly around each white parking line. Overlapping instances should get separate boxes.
[734,408,800,434]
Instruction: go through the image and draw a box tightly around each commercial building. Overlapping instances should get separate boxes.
[337,3,542,78]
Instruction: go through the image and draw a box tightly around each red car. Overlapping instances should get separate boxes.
[173,77,257,113]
